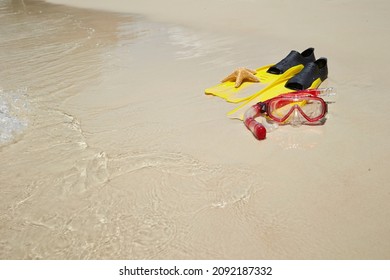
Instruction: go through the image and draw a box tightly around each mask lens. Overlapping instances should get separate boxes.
[268,96,325,123]
[299,99,325,120]
[268,98,303,121]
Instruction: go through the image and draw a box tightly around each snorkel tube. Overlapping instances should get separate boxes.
[243,103,279,140]
[243,103,266,140]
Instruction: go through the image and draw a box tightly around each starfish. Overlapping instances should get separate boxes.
[221,67,260,88]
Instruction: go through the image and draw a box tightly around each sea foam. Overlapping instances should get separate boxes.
[0,88,29,145]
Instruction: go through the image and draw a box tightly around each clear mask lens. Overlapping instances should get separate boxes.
[299,99,324,119]
[269,98,325,124]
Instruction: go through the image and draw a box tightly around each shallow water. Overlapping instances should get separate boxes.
[1,0,390,260]
[0,0,262,259]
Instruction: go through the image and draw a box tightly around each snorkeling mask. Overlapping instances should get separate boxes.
[244,88,336,140]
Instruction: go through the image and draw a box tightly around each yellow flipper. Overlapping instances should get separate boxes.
[205,64,303,103]
[204,47,318,103]
[227,75,324,120]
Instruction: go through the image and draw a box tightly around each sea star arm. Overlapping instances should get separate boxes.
[221,67,259,88]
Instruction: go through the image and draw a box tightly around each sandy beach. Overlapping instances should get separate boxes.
[1,0,390,259]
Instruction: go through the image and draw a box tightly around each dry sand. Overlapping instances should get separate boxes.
[0,0,389,259]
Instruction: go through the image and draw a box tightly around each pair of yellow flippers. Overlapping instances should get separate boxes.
[205,48,328,120]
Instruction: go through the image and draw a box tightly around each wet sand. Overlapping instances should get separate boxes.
[1,0,390,259]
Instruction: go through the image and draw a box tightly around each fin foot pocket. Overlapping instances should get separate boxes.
[285,58,328,90]
[266,47,315,74]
